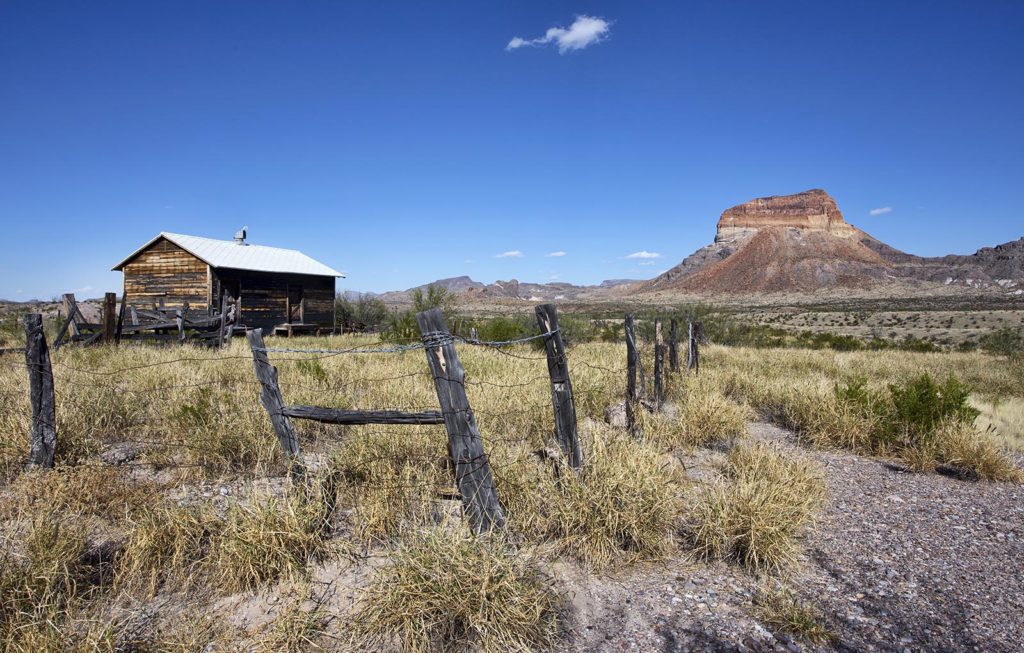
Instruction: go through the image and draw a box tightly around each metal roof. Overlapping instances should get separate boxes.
[113,232,345,277]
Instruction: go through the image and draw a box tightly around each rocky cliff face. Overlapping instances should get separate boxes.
[715,189,858,242]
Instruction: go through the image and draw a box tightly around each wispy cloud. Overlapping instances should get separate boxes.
[496,250,524,258]
[625,251,661,259]
[637,260,658,266]
[869,206,892,216]
[545,251,566,257]
[73,285,94,293]
[507,15,611,54]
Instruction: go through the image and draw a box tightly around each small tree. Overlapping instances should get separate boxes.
[410,284,459,325]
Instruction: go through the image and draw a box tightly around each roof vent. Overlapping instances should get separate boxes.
[234,226,248,245]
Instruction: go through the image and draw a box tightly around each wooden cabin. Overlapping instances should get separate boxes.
[113,231,344,335]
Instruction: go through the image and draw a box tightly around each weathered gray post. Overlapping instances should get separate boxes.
[654,319,665,408]
[102,292,117,344]
[24,314,56,468]
[535,304,582,469]
[669,318,679,373]
[416,308,505,532]
[247,329,302,478]
[217,291,229,348]
[625,314,640,436]
[687,321,700,376]
[115,293,127,345]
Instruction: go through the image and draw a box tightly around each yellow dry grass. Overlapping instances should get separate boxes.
[0,333,1020,649]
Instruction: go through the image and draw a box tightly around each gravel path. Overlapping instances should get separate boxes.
[562,423,1024,652]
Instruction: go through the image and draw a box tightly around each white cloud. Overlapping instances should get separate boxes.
[496,250,524,258]
[545,251,566,257]
[507,15,611,54]
[73,285,94,293]
[637,260,658,266]
[869,206,892,216]
[625,251,661,259]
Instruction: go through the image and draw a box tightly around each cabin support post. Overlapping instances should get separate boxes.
[535,304,582,470]
[24,314,56,469]
[416,308,505,533]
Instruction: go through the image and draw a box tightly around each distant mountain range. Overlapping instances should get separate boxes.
[341,276,642,304]
[343,189,1023,305]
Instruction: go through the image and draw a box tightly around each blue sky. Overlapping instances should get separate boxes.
[2,1,1023,299]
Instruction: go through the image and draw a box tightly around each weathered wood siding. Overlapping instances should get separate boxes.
[213,269,334,330]
[122,238,210,309]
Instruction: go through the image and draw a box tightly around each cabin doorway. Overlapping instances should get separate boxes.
[286,285,304,323]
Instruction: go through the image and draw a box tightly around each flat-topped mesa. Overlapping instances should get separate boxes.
[715,189,858,243]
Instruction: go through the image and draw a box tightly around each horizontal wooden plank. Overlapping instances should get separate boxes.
[281,406,445,425]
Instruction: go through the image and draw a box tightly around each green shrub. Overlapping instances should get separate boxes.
[885,374,979,443]
[980,328,1024,358]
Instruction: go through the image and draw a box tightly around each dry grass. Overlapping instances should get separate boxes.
[685,441,826,573]
[118,481,332,596]
[753,585,835,645]
[504,423,684,568]
[351,523,561,653]
[0,334,1021,647]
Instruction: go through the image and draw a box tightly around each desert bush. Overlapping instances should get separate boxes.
[351,525,560,653]
[980,327,1024,358]
[685,442,826,573]
[335,293,388,332]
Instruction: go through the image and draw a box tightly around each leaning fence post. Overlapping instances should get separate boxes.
[669,318,679,373]
[535,304,582,470]
[416,308,505,533]
[24,314,56,468]
[247,329,302,478]
[654,319,665,408]
[625,314,640,436]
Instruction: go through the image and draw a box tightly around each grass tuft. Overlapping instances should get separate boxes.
[352,524,561,653]
[685,441,826,573]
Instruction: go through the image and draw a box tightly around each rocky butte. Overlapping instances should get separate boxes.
[644,189,1024,296]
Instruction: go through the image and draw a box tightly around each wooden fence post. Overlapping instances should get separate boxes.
[24,314,56,468]
[102,292,117,343]
[654,319,665,408]
[416,308,505,533]
[115,293,127,345]
[53,293,80,349]
[669,318,679,373]
[535,304,582,470]
[217,291,229,348]
[625,314,640,436]
[247,329,302,478]
[687,321,700,376]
